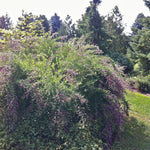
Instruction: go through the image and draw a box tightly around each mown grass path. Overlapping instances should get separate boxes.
[112,91,150,150]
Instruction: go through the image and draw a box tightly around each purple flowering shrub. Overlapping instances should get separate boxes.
[77,57,129,149]
[0,35,128,149]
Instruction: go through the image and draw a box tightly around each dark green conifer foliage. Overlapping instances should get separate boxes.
[58,15,76,39]
[0,14,12,30]
[130,28,150,75]
[103,6,133,73]
[144,0,150,10]
[49,13,62,33]
[129,1,150,75]
[104,6,129,54]
[132,13,145,35]
[93,0,101,5]
[38,15,50,32]
[77,0,108,51]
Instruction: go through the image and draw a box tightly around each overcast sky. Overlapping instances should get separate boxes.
[0,0,149,34]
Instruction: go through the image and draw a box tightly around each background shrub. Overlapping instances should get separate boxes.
[135,76,150,93]
[108,52,133,74]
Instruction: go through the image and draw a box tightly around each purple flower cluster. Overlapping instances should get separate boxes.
[52,109,67,130]
[102,120,113,149]
[4,95,19,131]
[66,69,77,83]
[98,70,127,101]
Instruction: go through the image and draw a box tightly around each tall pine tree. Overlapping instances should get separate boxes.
[104,6,129,54]
[38,15,50,32]
[0,14,12,30]
[131,13,145,35]
[77,0,108,51]
[58,15,76,39]
[49,13,62,33]
[103,6,133,73]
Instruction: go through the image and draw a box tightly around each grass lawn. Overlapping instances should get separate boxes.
[112,90,150,150]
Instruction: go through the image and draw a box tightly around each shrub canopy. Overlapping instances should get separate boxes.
[0,30,128,149]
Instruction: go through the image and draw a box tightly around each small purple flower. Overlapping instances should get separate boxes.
[1,68,4,73]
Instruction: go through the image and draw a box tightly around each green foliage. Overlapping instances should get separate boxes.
[131,13,145,35]
[108,52,133,74]
[49,13,62,33]
[127,75,150,93]
[144,0,150,10]
[17,11,44,36]
[135,76,150,93]
[104,6,129,54]
[38,15,50,32]
[133,62,142,75]
[77,1,108,51]
[130,10,150,76]
[0,19,128,149]
[130,28,150,76]
[0,12,47,53]
[0,13,12,30]
[58,15,76,40]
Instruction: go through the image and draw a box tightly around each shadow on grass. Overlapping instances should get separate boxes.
[112,116,150,150]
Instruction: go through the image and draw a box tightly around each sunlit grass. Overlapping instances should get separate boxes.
[112,90,150,150]
[126,90,150,117]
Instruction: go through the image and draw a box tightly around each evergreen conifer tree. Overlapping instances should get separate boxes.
[132,13,145,35]
[38,15,50,32]
[104,6,128,54]
[0,14,12,30]
[77,0,108,51]
[49,13,62,33]
[58,15,76,39]
[144,0,150,10]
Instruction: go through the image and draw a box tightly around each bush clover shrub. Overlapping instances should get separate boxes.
[0,32,129,149]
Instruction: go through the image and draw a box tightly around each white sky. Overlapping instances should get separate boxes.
[0,0,149,34]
